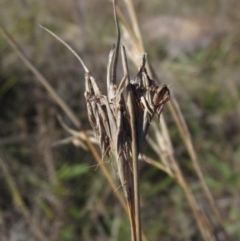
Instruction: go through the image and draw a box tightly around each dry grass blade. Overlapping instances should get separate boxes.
[121,45,141,241]
[39,25,89,73]
[148,120,218,241]
[151,121,173,176]
[143,155,172,175]
[0,25,81,129]
[147,122,217,240]
[0,151,49,241]
[169,93,227,236]
[0,152,26,211]
[123,0,144,53]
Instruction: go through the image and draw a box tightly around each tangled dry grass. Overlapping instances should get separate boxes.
[0,0,240,241]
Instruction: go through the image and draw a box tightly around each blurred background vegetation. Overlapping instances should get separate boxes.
[0,0,240,240]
